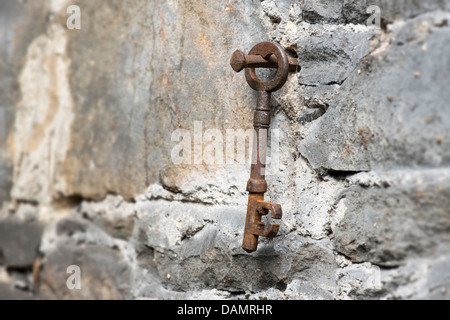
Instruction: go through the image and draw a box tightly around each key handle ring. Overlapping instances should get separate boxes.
[244,41,290,93]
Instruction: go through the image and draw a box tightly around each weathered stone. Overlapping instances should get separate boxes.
[342,0,382,24]
[0,0,49,204]
[1,0,450,301]
[333,169,450,266]
[57,0,266,201]
[297,97,329,124]
[380,253,450,300]
[56,218,87,236]
[290,153,348,240]
[337,262,383,299]
[76,195,136,240]
[157,164,249,205]
[0,218,43,267]
[299,12,450,171]
[263,0,450,27]
[302,0,345,24]
[0,283,37,300]
[261,0,292,24]
[184,288,231,300]
[11,22,75,203]
[39,244,131,300]
[134,200,337,294]
[295,25,374,86]
[0,164,11,205]
[343,0,450,24]
[230,279,334,300]
[8,268,34,292]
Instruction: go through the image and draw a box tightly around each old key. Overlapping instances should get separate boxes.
[230,42,300,252]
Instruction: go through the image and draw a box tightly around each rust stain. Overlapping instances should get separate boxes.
[357,127,372,149]
[343,145,350,156]
[158,8,167,44]
[197,31,213,60]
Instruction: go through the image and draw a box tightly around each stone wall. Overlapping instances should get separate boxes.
[0,0,449,300]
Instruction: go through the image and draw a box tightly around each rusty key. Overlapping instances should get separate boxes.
[230,41,300,253]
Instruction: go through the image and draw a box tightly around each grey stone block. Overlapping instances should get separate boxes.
[0,283,36,300]
[299,12,450,171]
[0,0,48,204]
[39,244,131,300]
[333,170,450,266]
[0,219,43,267]
[296,25,374,86]
[380,253,450,299]
[58,0,267,201]
[134,200,337,294]
[302,0,345,24]
[343,0,450,24]
[1,0,450,301]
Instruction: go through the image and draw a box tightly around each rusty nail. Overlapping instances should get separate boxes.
[230,49,300,73]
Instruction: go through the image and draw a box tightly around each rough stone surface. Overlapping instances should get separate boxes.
[39,244,131,300]
[334,169,450,267]
[298,11,450,171]
[0,218,43,268]
[0,283,37,300]
[38,215,134,299]
[77,195,136,241]
[0,1,48,203]
[343,0,450,24]
[295,24,374,86]
[59,0,267,200]
[133,200,336,295]
[0,0,449,300]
